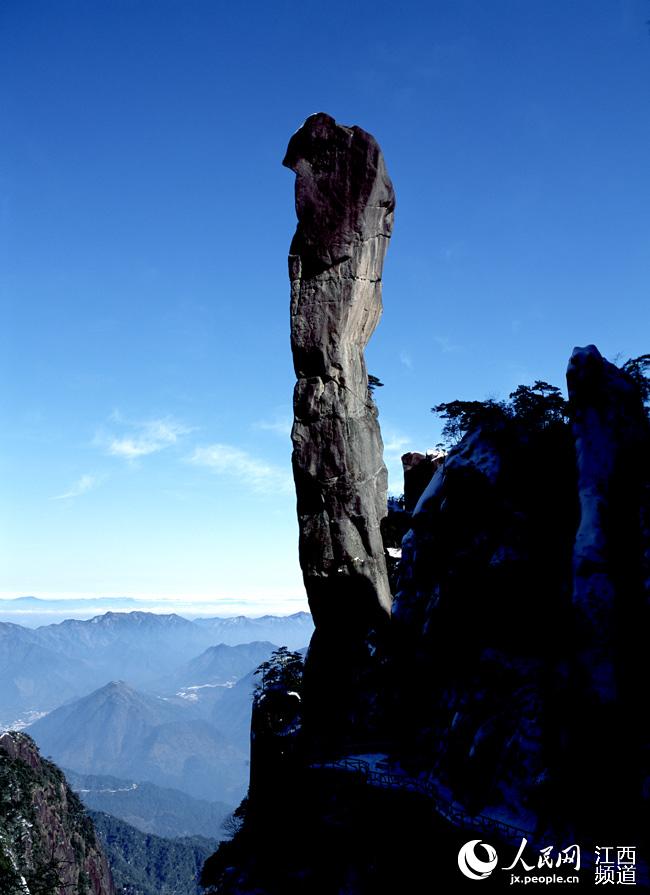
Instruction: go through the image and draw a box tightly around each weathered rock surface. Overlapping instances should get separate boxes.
[284,113,395,739]
[392,345,649,840]
[0,731,115,895]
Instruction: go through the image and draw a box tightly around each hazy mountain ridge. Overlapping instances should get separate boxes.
[192,612,314,648]
[0,622,99,717]
[0,597,313,635]
[66,769,231,839]
[0,609,312,866]
[0,596,143,627]
[0,610,313,722]
[28,680,250,803]
[154,640,277,700]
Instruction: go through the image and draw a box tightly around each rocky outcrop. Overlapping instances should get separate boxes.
[284,113,395,740]
[392,345,649,840]
[202,344,649,892]
[401,451,444,513]
[393,421,570,833]
[567,345,649,834]
[0,731,115,895]
[569,345,647,705]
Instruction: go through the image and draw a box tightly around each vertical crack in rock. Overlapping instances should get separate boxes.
[283,112,394,741]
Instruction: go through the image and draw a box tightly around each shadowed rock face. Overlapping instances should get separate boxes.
[393,345,649,841]
[569,344,646,706]
[568,345,649,833]
[284,113,394,739]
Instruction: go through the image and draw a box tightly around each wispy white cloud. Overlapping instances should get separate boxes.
[433,335,461,354]
[98,415,193,460]
[189,443,293,495]
[399,351,413,370]
[53,474,100,500]
[253,414,293,437]
[383,431,412,459]
[439,242,464,262]
[382,428,413,496]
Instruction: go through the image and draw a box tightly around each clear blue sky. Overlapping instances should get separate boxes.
[2,0,649,612]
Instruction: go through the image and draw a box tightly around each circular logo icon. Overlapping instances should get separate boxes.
[458,839,499,880]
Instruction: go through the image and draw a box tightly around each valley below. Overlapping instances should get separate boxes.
[0,607,313,894]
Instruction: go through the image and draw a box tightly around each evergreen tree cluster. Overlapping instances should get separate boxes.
[253,646,303,697]
[432,355,649,448]
[91,810,216,895]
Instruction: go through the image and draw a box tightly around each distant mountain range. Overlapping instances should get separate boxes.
[0,609,312,807]
[154,640,277,701]
[209,668,260,750]
[192,612,314,648]
[65,769,231,839]
[0,596,313,633]
[29,680,249,803]
[0,609,313,721]
[0,596,143,626]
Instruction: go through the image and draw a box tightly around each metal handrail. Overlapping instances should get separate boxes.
[310,755,533,844]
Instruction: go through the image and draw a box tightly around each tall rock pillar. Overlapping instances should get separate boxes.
[283,113,395,743]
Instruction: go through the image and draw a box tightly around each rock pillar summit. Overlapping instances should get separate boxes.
[283,113,395,737]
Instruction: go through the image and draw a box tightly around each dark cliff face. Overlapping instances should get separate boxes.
[393,344,649,841]
[0,731,115,895]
